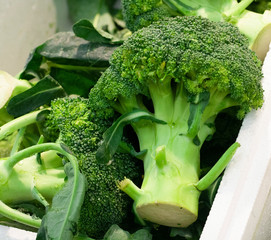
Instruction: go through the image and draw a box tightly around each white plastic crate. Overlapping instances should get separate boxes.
[201,43,271,240]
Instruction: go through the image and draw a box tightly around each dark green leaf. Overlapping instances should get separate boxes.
[36,162,85,240]
[50,68,97,97]
[19,46,45,80]
[73,19,112,43]
[96,109,166,163]
[37,32,117,68]
[7,76,66,117]
[118,141,147,160]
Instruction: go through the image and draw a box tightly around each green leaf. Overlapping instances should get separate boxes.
[19,32,118,81]
[187,92,210,140]
[118,141,147,160]
[7,76,66,117]
[37,32,117,67]
[50,68,97,97]
[96,109,166,164]
[36,162,85,240]
[19,46,45,80]
[73,19,112,43]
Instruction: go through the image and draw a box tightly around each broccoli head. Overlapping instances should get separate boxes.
[49,97,142,238]
[121,0,271,60]
[89,16,263,228]
[121,0,176,32]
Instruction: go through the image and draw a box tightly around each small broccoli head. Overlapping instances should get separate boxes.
[121,0,175,32]
[90,16,263,119]
[78,151,141,238]
[48,97,142,238]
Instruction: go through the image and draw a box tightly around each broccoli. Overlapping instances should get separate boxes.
[0,109,69,229]
[0,95,142,238]
[88,16,264,228]
[121,0,271,60]
[121,0,176,32]
[44,97,143,238]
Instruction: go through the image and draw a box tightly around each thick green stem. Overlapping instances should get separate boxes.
[148,79,174,122]
[131,126,202,227]
[40,150,63,169]
[0,109,45,140]
[0,143,80,228]
[195,142,240,191]
[235,10,271,60]
[0,143,74,184]
[0,200,41,228]
[224,0,254,17]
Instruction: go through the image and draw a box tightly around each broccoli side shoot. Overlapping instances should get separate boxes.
[89,16,263,228]
[48,97,142,238]
[121,0,176,32]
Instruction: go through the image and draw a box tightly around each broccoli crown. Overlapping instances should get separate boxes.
[121,0,174,31]
[89,16,263,118]
[48,97,142,238]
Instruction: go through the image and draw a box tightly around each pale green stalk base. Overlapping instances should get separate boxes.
[119,135,240,227]
[236,10,271,60]
[119,134,202,227]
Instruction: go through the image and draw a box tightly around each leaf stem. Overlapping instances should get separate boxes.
[0,200,41,228]
[225,0,254,17]
[195,142,240,191]
[0,109,45,140]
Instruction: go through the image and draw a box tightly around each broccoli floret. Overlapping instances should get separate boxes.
[121,0,176,32]
[49,97,142,238]
[89,16,263,228]
[121,0,271,60]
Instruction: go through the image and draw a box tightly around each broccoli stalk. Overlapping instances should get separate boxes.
[89,16,264,227]
[117,84,240,227]
[0,71,31,126]
[0,71,38,157]
[0,110,67,228]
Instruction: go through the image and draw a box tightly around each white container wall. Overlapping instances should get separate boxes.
[201,44,271,240]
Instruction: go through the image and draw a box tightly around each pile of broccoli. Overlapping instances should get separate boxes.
[0,5,266,240]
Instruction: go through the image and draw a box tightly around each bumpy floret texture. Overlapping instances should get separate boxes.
[48,97,142,238]
[89,16,263,118]
[121,0,173,31]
